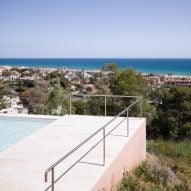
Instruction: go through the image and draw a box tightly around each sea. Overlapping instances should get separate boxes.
[0,58,191,76]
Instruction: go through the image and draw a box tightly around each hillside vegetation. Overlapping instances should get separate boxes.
[118,140,191,191]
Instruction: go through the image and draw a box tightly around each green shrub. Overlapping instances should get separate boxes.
[117,154,190,191]
[117,172,141,191]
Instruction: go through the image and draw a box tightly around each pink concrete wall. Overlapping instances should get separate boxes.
[91,119,146,191]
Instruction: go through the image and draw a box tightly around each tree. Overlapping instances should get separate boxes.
[101,63,119,73]
[47,87,69,115]
[97,84,111,94]
[0,102,6,110]
[47,71,62,80]
[72,100,87,114]
[109,69,156,126]
[23,80,36,88]
[34,103,48,115]
[150,86,191,139]
[20,89,47,113]
[110,69,149,97]
[87,97,105,116]
[47,71,69,90]
[60,77,69,89]
[2,70,11,77]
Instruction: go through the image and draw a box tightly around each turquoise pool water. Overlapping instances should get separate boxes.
[0,117,55,152]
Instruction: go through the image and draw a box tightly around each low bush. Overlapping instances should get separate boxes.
[117,154,190,191]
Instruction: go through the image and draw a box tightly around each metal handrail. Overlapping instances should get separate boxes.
[69,94,141,116]
[44,95,143,191]
[70,94,141,98]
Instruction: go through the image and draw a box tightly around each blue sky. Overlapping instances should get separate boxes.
[0,0,191,58]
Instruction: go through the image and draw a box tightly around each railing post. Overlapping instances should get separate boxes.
[140,97,143,118]
[105,96,107,116]
[69,95,72,115]
[51,168,55,191]
[103,127,105,165]
[127,109,129,137]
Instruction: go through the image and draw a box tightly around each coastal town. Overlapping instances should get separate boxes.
[0,65,191,114]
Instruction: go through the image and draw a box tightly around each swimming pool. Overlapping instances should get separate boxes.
[0,117,55,152]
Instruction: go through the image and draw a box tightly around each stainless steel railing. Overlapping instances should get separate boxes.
[69,94,142,116]
[44,95,143,191]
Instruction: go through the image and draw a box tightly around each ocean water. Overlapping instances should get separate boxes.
[0,58,191,75]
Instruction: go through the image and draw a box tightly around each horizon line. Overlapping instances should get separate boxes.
[0,57,191,59]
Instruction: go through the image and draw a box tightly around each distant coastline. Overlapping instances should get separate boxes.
[0,58,191,76]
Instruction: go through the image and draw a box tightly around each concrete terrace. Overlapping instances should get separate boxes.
[0,114,146,191]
